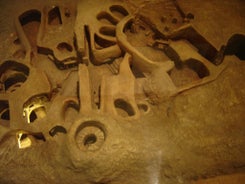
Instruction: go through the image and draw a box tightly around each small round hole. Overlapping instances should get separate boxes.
[64,8,71,17]
[57,42,73,52]
[138,104,148,113]
[84,134,97,146]
[114,99,135,117]
[13,38,21,45]
[75,121,106,151]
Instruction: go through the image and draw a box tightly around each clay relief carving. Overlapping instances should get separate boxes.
[0,0,244,184]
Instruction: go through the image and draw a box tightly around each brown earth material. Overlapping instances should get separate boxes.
[0,0,244,184]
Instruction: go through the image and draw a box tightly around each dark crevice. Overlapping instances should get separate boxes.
[94,34,115,49]
[0,60,29,93]
[31,132,46,142]
[83,134,97,146]
[130,64,145,78]
[64,8,71,17]
[57,42,73,52]
[13,38,21,45]
[109,5,128,19]
[185,59,210,78]
[137,104,148,113]
[4,74,27,91]
[0,101,10,120]
[67,101,79,111]
[0,100,10,127]
[163,46,183,69]
[73,34,83,64]
[84,25,93,65]
[114,99,135,117]
[225,34,245,60]
[48,6,62,25]
[97,11,119,25]
[99,27,116,37]
[19,10,41,52]
[64,100,79,122]
[170,27,218,63]
[19,10,41,26]
[0,60,29,76]
[37,46,53,55]
[95,85,101,109]
[49,126,67,136]
[1,109,10,120]
[29,111,37,123]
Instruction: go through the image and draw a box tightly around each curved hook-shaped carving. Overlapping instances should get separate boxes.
[116,15,174,73]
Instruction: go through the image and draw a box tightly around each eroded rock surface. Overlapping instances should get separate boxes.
[0,0,244,183]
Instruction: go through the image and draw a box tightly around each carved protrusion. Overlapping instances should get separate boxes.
[78,64,92,114]
[100,53,140,118]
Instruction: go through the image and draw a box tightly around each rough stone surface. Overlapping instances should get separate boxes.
[0,0,244,184]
